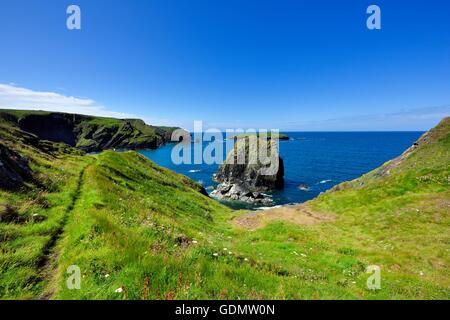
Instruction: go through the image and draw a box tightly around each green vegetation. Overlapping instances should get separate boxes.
[0,114,449,300]
[0,109,178,152]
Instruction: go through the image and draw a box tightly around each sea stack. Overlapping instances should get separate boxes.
[211,135,284,205]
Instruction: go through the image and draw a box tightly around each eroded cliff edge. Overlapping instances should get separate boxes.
[0,109,178,153]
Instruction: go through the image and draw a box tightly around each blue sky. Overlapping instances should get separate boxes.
[0,0,449,130]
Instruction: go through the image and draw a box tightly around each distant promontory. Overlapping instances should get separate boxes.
[0,109,179,153]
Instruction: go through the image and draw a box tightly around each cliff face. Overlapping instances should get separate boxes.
[18,113,77,146]
[0,110,178,153]
[212,137,284,205]
[1,111,449,299]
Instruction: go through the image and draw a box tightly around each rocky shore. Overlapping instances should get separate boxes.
[211,136,284,205]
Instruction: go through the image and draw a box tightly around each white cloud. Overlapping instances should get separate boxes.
[189,106,450,131]
[0,83,138,120]
[2,83,447,131]
[278,105,450,131]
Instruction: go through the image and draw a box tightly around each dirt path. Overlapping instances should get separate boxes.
[39,162,92,300]
[232,204,335,230]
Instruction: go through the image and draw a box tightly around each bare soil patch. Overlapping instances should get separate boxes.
[232,204,335,230]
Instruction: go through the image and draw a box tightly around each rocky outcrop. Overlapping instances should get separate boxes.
[211,137,284,205]
[0,110,179,190]
[298,183,310,191]
[0,143,33,191]
[19,113,77,146]
[0,110,179,153]
[211,182,275,205]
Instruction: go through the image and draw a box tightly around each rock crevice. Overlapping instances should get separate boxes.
[211,137,284,205]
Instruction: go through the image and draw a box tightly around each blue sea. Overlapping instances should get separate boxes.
[140,132,423,209]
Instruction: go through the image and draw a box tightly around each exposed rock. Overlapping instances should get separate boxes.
[211,137,284,205]
[211,181,274,205]
[19,113,76,146]
[0,110,179,153]
[0,143,33,191]
[298,183,310,191]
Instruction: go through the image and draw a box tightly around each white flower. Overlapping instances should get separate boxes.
[105,274,110,278]
[115,287,123,293]
[192,240,198,244]
[244,258,249,262]
[213,253,219,257]
[223,248,228,251]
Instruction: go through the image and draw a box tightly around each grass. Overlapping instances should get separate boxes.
[0,148,91,298]
[0,116,449,300]
[0,109,178,152]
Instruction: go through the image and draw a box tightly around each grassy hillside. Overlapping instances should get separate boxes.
[0,109,178,152]
[0,117,448,300]
[304,117,450,298]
